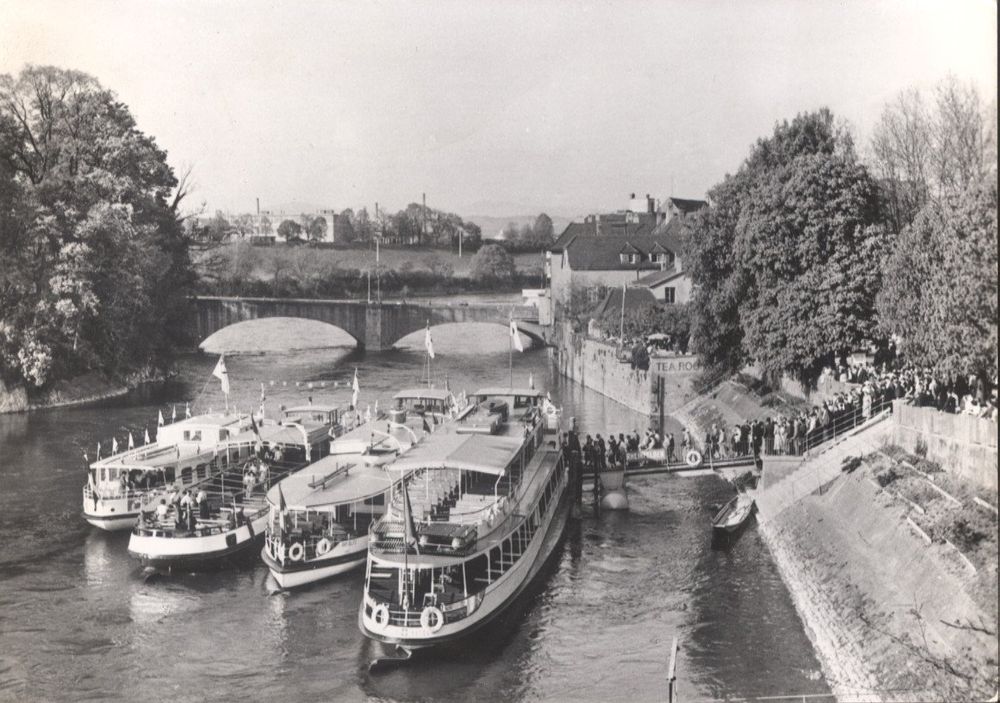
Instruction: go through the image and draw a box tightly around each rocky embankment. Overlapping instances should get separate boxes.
[759,447,998,701]
[0,366,171,414]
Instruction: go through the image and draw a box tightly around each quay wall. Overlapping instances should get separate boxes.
[743,363,859,405]
[890,400,998,492]
[549,322,700,416]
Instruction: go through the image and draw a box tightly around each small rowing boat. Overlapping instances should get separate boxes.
[711,493,756,533]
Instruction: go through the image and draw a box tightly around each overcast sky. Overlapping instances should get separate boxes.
[1,0,996,217]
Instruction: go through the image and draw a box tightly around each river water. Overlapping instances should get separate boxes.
[0,319,830,703]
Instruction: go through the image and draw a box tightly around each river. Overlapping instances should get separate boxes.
[0,318,830,702]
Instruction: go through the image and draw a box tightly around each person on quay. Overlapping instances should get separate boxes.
[666,433,676,463]
[197,490,210,520]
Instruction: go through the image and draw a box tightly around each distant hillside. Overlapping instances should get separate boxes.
[466,214,576,239]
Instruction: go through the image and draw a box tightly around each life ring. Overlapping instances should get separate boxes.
[316,538,332,556]
[420,605,444,633]
[288,542,304,562]
[685,449,703,468]
[372,604,391,630]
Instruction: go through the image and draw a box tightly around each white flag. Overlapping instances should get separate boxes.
[172,404,177,422]
[424,324,435,359]
[528,372,534,390]
[365,404,372,422]
[185,403,191,418]
[351,369,360,408]
[144,427,151,444]
[128,432,135,450]
[510,319,524,352]
[112,436,119,454]
[213,355,230,396]
[158,409,165,427]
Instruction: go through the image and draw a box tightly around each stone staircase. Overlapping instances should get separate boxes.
[754,412,894,521]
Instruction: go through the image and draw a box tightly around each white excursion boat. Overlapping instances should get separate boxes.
[358,387,567,654]
[83,413,250,531]
[126,405,344,571]
[263,388,471,589]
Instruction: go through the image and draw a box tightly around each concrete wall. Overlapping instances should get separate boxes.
[891,400,998,491]
[551,322,700,415]
[743,363,859,406]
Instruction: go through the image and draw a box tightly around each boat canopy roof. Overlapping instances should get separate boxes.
[229,421,323,447]
[267,456,391,510]
[389,430,524,476]
[473,387,544,399]
[285,404,340,414]
[171,413,243,429]
[393,388,452,402]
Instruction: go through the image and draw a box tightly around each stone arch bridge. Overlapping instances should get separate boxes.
[189,296,548,351]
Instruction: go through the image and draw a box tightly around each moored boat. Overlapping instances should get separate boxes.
[711,493,756,533]
[358,387,567,654]
[262,388,470,589]
[83,413,249,531]
[126,405,342,571]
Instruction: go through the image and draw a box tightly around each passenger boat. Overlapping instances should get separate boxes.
[358,387,566,653]
[262,388,469,589]
[126,405,344,571]
[711,493,756,533]
[83,413,249,531]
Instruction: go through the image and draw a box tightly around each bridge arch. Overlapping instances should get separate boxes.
[190,297,546,351]
[199,317,363,352]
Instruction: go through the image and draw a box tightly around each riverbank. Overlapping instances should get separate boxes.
[0,366,172,415]
[757,447,998,701]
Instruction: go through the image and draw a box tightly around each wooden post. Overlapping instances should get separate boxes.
[666,636,678,703]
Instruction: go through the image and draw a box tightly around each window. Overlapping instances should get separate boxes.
[619,253,629,264]
[663,287,676,304]
[587,287,602,304]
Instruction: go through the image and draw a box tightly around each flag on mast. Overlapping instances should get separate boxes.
[185,403,191,419]
[212,355,230,396]
[277,482,287,512]
[401,480,421,555]
[528,372,535,390]
[365,404,372,423]
[144,427,151,444]
[158,409,165,427]
[250,412,263,454]
[424,324,435,359]
[128,432,135,450]
[111,436,119,455]
[96,441,102,459]
[351,368,360,408]
[171,404,177,422]
[510,318,524,352]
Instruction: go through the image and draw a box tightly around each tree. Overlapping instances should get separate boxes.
[685,109,888,386]
[532,213,554,246]
[0,65,194,387]
[306,215,328,241]
[277,219,302,241]
[876,181,997,381]
[470,244,516,282]
[598,302,692,351]
[870,77,997,232]
[334,212,355,243]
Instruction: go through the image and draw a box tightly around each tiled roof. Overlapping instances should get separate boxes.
[667,197,708,214]
[636,267,685,287]
[593,287,659,317]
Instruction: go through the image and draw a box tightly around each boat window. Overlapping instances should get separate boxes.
[181,467,192,483]
[196,464,207,479]
[183,430,202,442]
[465,554,489,590]
[489,546,501,577]
[219,429,229,440]
[368,566,398,603]
[364,494,385,506]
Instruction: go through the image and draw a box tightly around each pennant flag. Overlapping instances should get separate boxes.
[112,436,119,455]
[128,432,135,450]
[365,404,372,423]
[171,404,177,422]
[374,399,379,418]
[97,441,102,459]
[185,403,191,418]
[83,450,89,464]
[250,412,263,453]
[277,482,287,512]
[158,409,165,427]
[424,323,435,359]
[212,355,230,396]
[401,480,420,555]
[144,427,151,445]
[351,369,360,408]
[260,382,266,403]
[510,318,524,352]
[422,416,431,433]
[529,372,535,390]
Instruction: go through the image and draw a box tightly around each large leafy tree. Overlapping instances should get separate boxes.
[684,109,888,386]
[0,65,194,387]
[876,182,997,380]
[470,243,515,282]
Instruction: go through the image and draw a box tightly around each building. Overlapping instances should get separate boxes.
[547,193,701,311]
[244,208,339,243]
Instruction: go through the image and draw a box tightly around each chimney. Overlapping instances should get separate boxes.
[647,194,654,215]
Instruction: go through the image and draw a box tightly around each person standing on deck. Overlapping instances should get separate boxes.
[595,435,607,471]
[666,433,676,463]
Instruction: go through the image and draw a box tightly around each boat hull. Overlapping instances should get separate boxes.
[127,513,267,571]
[262,543,367,589]
[359,465,572,650]
[83,509,141,531]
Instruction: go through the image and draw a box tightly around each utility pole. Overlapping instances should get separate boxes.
[422,192,427,247]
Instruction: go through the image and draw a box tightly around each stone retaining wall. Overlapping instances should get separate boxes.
[891,399,998,491]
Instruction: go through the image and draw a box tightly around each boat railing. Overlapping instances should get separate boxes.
[266,527,362,562]
[83,483,159,503]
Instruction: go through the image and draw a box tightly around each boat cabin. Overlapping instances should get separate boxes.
[282,404,342,427]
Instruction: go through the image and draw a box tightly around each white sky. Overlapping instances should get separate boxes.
[1,0,996,217]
